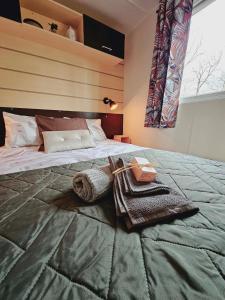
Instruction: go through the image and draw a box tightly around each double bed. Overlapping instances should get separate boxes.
[0,108,225,300]
[0,139,145,175]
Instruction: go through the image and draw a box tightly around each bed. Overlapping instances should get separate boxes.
[0,109,225,300]
[0,139,145,175]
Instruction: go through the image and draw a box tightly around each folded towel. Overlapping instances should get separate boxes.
[118,158,170,196]
[110,156,127,216]
[73,166,113,203]
[123,189,199,230]
[109,156,199,230]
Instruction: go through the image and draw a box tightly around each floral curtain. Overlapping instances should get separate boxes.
[144,0,193,128]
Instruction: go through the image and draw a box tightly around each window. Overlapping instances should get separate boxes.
[180,0,225,99]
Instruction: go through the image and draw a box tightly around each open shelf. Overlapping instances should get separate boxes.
[0,17,123,66]
[20,0,84,44]
[20,0,83,29]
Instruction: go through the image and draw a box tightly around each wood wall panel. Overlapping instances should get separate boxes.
[0,48,123,90]
[0,89,123,113]
[0,69,123,101]
[0,33,123,76]
[0,32,124,114]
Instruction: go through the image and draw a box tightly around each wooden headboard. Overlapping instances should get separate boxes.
[0,107,123,146]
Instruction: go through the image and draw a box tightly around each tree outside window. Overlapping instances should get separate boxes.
[180,0,225,98]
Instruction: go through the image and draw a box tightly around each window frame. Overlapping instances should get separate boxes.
[181,0,224,103]
[181,91,225,104]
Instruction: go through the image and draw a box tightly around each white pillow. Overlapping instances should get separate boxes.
[86,119,107,142]
[42,130,96,153]
[3,112,41,147]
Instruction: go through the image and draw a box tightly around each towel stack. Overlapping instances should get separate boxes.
[109,157,199,230]
[72,156,199,230]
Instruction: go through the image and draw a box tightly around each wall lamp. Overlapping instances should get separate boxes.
[103,97,118,111]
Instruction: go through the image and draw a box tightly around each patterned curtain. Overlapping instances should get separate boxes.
[144,0,193,128]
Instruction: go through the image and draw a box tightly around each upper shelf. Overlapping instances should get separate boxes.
[0,17,123,66]
[20,0,82,29]
[0,0,124,65]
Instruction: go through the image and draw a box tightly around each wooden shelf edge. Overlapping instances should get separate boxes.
[0,17,123,66]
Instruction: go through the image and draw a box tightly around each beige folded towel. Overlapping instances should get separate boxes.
[73,166,113,203]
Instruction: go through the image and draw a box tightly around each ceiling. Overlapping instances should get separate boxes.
[55,0,159,34]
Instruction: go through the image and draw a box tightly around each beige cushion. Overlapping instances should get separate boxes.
[42,130,96,153]
[35,115,88,145]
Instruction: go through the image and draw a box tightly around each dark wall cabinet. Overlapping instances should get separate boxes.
[0,0,21,23]
[83,15,125,59]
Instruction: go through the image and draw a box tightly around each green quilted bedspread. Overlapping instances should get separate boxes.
[0,148,225,300]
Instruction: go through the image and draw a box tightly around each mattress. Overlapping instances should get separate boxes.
[0,148,225,299]
[0,139,145,175]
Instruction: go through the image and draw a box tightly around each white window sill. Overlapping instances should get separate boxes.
[180,91,225,104]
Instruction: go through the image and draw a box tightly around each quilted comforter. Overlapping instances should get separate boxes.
[0,148,225,300]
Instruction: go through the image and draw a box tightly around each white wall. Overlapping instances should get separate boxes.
[124,8,225,162]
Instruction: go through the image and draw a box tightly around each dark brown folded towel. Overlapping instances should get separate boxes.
[110,156,127,216]
[122,190,199,230]
[109,156,199,230]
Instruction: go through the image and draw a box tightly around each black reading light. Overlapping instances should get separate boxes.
[103,97,118,111]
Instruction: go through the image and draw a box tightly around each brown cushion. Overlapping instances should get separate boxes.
[35,115,88,150]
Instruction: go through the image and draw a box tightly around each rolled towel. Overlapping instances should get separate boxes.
[73,166,113,203]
